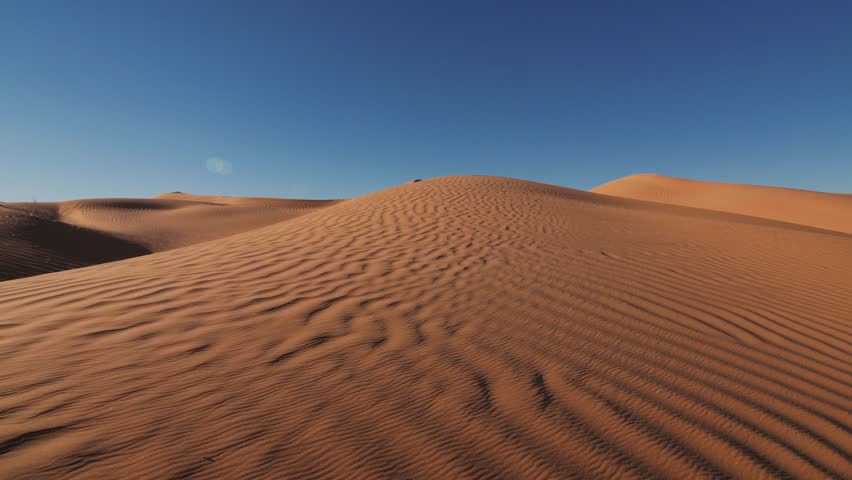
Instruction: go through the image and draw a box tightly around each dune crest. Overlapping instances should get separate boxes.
[592,173,852,234]
[0,176,849,479]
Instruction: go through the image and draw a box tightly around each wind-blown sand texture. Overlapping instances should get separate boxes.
[0,176,850,479]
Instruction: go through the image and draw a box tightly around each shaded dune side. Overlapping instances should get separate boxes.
[0,206,150,282]
[0,176,849,479]
[591,173,852,234]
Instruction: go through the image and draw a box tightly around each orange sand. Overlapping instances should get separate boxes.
[593,173,852,234]
[0,195,338,280]
[0,176,849,479]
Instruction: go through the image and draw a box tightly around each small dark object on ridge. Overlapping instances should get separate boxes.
[409,179,422,183]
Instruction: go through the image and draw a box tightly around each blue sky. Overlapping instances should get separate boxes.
[2,1,850,201]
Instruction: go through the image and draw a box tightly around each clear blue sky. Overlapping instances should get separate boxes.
[2,1,851,201]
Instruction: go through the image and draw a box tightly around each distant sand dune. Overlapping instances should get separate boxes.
[0,194,339,280]
[0,206,150,282]
[592,173,852,234]
[0,176,849,479]
[58,195,340,251]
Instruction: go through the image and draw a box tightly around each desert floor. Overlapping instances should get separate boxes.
[0,175,849,479]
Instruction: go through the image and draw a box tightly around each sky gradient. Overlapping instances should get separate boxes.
[2,1,851,201]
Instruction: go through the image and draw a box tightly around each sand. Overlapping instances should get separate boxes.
[593,173,852,234]
[0,195,338,281]
[0,175,849,479]
[0,204,150,282]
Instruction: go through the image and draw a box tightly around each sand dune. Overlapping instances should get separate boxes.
[0,176,850,479]
[0,195,338,280]
[57,195,340,251]
[0,205,150,282]
[592,173,852,234]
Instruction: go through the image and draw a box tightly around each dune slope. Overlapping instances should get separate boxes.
[592,173,852,234]
[0,176,849,479]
